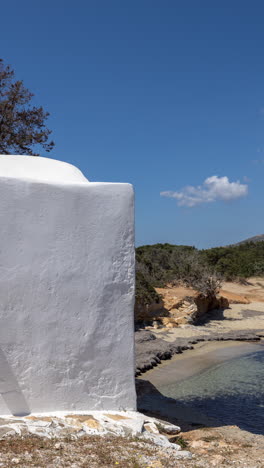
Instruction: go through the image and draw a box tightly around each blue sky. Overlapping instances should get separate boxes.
[1,1,264,248]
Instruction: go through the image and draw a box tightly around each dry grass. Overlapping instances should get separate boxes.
[0,435,173,468]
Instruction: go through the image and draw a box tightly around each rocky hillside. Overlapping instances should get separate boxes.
[235,234,264,245]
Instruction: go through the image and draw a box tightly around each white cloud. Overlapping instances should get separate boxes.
[160,175,248,207]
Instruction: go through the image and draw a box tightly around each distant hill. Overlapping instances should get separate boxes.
[235,234,264,245]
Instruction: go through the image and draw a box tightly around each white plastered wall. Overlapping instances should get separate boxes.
[0,155,136,415]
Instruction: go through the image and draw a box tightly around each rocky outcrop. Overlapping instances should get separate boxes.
[138,292,230,328]
[135,331,194,375]
[0,412,192,460]
[191,294,229,323]
[135,298,165,323]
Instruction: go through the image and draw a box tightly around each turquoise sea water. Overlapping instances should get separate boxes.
[158,348,264,434]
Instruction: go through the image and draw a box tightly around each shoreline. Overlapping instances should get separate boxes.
[135,299,264,375]
[138,339,264,385]
[136,338,264,427]
[136,338,264,467]
[135,327,264,376]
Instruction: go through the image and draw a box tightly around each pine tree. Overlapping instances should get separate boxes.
[0,59,54,155]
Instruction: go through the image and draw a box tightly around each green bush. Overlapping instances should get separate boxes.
[135,241,264,314]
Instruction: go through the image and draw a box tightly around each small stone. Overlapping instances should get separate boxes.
[30,420,51,427]
[159,423,181,434]
[26,416,53,422]
[83,419,101,430]
[66,414,96,423]
[104,414,131,421]
[76,429,87,438]
[142,432,180,449]
[54,442,64,450]
[175,450,192,459]
[58,427,80,438]
[146,419,181,435]
[27,426,51,437]
[144,422,160,434]
[11,458,20,465]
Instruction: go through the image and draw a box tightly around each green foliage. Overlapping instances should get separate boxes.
[135,241,264,312]
[174,436,188,449]
[135,270,160,307]
[0,58,54,155]
[201,241,264,280]
[136,243,197,287]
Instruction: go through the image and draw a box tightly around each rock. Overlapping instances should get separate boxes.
[156,422,181,435]
[27,426,52,437]
[192,293,229,324]
[0,410,190,458]
[143,422,160,434]
[143,285,231,327]
[28,419,51,427]
[76,429,87,438]
[135,331,157,343]
[135,299,165,323]
[144,417,181,435]
[152,320,160,329]
[0,426,17,438]
[174,450,192,459]
[83,418,101,430]
[142,431,180,449]
[26,416,53,422]
[54,442,64,450]
[117,418,144,436]
[104,414,131,421]
[58,427,80,439]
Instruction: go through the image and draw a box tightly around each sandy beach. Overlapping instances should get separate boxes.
[136,279,264,467]
[137,340,264,467]
[139,339,264,385]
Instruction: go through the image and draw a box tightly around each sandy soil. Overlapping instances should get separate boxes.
[156,276,264,304]
[221,277,264,303]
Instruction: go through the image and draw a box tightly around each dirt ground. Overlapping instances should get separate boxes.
[221,276,264,303]
[0,427,262,468]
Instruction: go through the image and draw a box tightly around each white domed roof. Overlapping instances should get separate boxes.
[0,155,89,184]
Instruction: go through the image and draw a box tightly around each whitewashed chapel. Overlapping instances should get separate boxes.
[0,155,136,415]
